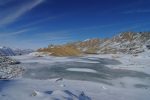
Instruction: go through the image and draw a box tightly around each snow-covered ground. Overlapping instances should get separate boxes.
[105,51,150,74]
[1,52,150,100]
[1,78,150,100]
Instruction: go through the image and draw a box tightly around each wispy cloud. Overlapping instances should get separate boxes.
[0,0,45,26]
[0,29,30,37]
[19,15,64,29]
[123,9,150,14]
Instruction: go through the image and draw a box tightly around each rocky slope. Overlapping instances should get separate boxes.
[38,45,81,56]
[38,32,150,56]
[74,32,150,54]
[98,32,150,54]
[0,56,24,79]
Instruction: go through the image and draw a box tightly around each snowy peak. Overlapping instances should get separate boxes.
[0,46,34,56]
[0,46,16,56]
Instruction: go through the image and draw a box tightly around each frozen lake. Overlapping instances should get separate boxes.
[1,55,150,100]
[17,56,150,87]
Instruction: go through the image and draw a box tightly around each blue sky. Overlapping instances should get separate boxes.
[0,0,150,49]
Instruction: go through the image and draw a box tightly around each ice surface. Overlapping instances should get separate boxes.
[66,68,97,73]
[1,52,150,100]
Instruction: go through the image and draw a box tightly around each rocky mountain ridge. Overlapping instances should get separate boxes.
[98,32,150,54]
[38,32,150,56]
[74,32,150,54]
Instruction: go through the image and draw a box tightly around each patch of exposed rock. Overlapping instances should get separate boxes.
[0,56,24,79]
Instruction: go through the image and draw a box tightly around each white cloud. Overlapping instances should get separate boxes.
[0,0,44,26]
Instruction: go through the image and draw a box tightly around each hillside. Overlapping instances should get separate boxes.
[98,32,150,54]
[38,32,150,56]
[38,45,81,56]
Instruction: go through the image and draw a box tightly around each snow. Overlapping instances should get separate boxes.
[66,68,97,73]
[1,51,150,100]
[105,51,150,74]
[12,53,100,64]
[0,56,23,79]
[1,78,150,100]
[84,38,90,42]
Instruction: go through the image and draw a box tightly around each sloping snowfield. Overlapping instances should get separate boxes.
[1,52,150,100]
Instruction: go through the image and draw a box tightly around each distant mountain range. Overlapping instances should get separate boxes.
[38,32,150,56]
[0,46,15,56]
[0,46,33,56]
[14,49,34,55]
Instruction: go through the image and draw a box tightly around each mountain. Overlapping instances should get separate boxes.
[0,46,16,56]
[0,46,34,56]
[38,45,81,56]
[38,32,150,56]
[75,38,104,54]
[72,32,150,54]
[98,32,150,54]
[13,49,34,55]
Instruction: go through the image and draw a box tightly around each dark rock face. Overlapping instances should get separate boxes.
[146,45,150,50]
